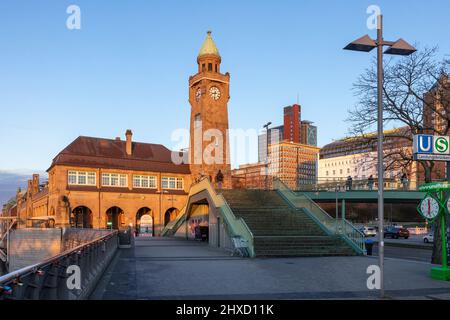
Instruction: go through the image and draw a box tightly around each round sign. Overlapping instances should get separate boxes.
[419,196,440,220]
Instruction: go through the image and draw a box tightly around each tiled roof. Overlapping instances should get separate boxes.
[48,136,190,174]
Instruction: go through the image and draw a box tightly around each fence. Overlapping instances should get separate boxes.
[232,174,429,192]
[0,230,117,300]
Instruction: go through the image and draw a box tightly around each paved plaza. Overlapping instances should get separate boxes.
[91,237,450,300]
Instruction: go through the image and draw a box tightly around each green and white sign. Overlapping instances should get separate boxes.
[435,136,450,154]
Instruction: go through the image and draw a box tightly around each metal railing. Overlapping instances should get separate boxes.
[274,178,366,255]
[0,230,118,300]
[217,194,255,258]
[286,177,423,192]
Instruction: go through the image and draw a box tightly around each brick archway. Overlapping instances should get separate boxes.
[164,207,179,227]
[71,206,93,228]
[136,207,153,236]
[106,206,125,230]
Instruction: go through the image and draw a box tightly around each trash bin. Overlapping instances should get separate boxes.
[365,238,374,256]
[118,227,133,248]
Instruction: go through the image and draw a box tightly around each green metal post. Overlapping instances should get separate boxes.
[430,190,450,280]
[342,199,346,221]
[439,191,447,269]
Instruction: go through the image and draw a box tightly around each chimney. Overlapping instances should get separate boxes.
[125,129,133,156]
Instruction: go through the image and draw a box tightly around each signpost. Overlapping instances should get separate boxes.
[417,182,450,281]
[414,134,450,280]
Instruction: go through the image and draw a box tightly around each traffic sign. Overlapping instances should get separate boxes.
[413,134,450,160]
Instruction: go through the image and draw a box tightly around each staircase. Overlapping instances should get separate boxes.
[219,189,356,257]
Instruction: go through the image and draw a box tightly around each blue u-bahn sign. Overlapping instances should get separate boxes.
[413,135,450,161]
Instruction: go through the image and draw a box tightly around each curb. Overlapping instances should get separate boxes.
[374,241,432,251]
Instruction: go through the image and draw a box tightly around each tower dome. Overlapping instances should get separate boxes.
[198,31,220,57]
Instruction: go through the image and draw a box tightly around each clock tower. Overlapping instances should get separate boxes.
[188,31,231,188]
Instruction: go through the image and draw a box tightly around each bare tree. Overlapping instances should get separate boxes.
[347,46,450,264]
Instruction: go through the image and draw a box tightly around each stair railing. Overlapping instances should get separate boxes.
[161,177,255,257]
[216,194,255,258]
[274,178,366,255]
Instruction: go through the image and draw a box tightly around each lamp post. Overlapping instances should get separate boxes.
[344,14,416,298]
[263,122,272,190]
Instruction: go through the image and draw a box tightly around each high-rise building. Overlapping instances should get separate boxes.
[257,104,317,162]
[283,104,302,143]
[258,125,283,163]
[236,103,319,189]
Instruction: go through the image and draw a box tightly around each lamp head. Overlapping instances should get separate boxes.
[344,35,377,52]
[384,39,416,56]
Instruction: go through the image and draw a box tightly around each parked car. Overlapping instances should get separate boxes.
[384,226,409,239]
[360,226,377,237]
[423,233,434,243]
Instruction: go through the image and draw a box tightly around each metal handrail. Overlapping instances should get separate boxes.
[0,230,117,284]
[0,230,118,300]
[274,178,365,255]
[217,194,255,258]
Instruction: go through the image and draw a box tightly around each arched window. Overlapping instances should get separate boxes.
[208,63,212,71]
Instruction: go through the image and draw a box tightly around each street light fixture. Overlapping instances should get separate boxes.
[344,14,416,299]
[263,122,272,190]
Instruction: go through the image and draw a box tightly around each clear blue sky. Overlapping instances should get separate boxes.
[0,0,449,171]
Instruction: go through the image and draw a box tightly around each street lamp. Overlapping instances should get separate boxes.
[263,122,272,190]
[344,14,416,298]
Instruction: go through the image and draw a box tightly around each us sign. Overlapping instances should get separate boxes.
[413,135,450,161]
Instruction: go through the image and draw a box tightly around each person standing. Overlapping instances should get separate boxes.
[368,175,374,191]
[346,176,353,191]
[215,169,224,189]
[400,173,408,190]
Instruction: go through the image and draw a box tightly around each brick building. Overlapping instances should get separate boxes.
[11,131,191,236]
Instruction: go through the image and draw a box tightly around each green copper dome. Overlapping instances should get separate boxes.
[198,31,220,57]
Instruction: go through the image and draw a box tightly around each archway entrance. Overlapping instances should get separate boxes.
[71,206,93,228]
[106,206,125,230]
[164,207,179,226]
[136,207,153,236]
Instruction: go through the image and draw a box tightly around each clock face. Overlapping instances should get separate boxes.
[209,86,221,100]
[420,196,440,220]
[195,88,202,101]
